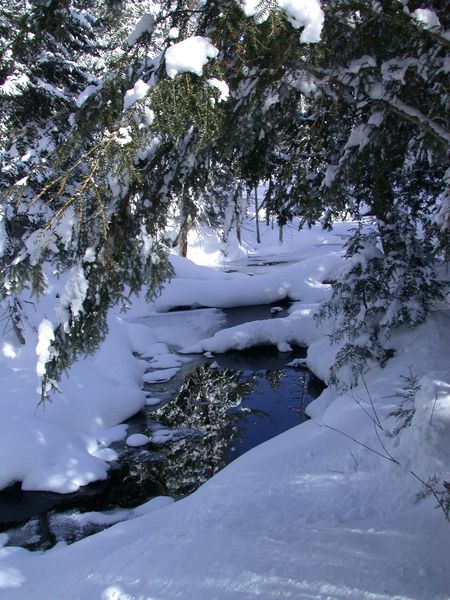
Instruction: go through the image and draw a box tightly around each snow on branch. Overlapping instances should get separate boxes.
[240,0,324,43]
[382,97,450,147]
[164,37,219,79]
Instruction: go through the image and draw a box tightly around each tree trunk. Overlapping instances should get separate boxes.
[178,223,189,257]
[235,209,241,244]
[265,178,273,227]
[254,186,261,244]
[372,164,394,254]
[234,183,242,244]
[177,192,193,257]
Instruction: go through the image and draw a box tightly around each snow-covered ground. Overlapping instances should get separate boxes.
[0,219,449,599]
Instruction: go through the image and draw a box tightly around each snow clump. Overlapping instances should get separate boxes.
[242,0,324,43]
[123,79,150,111]
[207,78,230,102]
[57,264,88,330]
[76,83,101,108]
[279,0,324,42]
[164,37,219,79]
[412,8,441,30]
[127,13,155,46]
[36,319,55,376]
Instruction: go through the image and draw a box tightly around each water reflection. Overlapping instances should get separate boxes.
[146,365,256,496]
[143,360,319,497]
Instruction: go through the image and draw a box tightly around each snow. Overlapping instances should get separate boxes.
[412,8,441,30]
[0,218,449,598]
[123,79,150,111]
[164,37,219,79]
[57,264,88,329]
[0,72,31,96]
[241,0,262,17]
[207,78,230,102]
[127,13,155,47]
[368,110,384,127]
[242,0,324,43]
[75,83,101,108]
[35,319,55,377]
[278,0,324,43]
[113,126,133,146]
[181,303,323,355]
[344,123,371,151]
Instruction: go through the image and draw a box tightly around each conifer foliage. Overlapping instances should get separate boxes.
[0,0,448,396]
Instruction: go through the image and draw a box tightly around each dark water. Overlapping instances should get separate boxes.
[0,321,323,551]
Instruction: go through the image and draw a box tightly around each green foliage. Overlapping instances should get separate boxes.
[1,0,449,396]
[318,212,447,388]
[151,71,226,144]
[388,369,421,436]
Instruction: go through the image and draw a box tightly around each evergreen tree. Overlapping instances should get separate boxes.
[313,1,449,385]
[0,0,102,344]
[0,0,448,395]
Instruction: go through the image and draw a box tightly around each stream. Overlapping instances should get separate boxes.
[0,273,324,551]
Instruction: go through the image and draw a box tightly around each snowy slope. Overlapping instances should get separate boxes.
[0,311,449,598]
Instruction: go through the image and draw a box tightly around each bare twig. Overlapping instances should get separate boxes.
[430,392,438,425]
[321,423,399,464]
[361,374,383,429]
[348,448,359,473]
[351,389,381,428]
[372,421,398,465]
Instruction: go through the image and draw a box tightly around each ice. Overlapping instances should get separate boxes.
[270,306,283,314]
[286,357,307,367]
[145,396,162,406]
[150,429,179,444]
[93,448,118,462]
[96,425,128,446]
[125,433,150,447]
[147,353,184,369]
[142,367,180,383]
